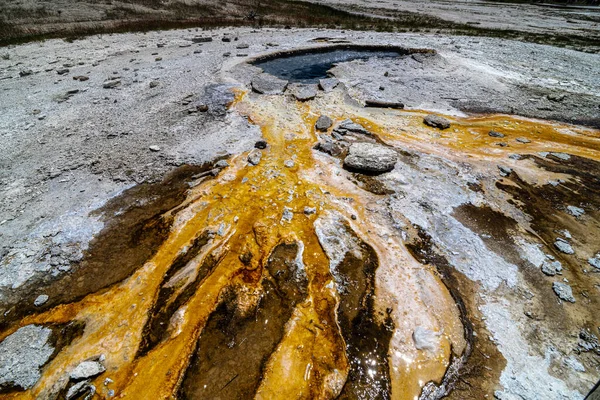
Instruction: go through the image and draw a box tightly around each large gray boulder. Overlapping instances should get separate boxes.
[251,74,288,95]
[315,115,333,132]
[344,143,397,173]
[0,325,54,390]
[293,84,318,101]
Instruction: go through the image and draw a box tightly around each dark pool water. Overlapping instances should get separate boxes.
[252,48,403,83]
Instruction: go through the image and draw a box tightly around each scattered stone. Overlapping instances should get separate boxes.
[34,294,49,307]
[547,93,566,102]
[489,130,505,138]
[423,114,450,130]
[553,282,575,303]
[344,143,397,173]
[155,57,162,61]
[66,380,95,400]
[0,325,54,390]
[56,68,70,75]
[588,253,600,270]
[315,115,333,131]
[191,37,212,43]
[222,35,232,42]
[364,99,404,109]
[73,76,89,81]
[496,142,508,147]
[516,137,531,143]
[149,145,160,152]
[251,73,288,95]
[247,149,262,165]
[149,81,159,88]
[334,119,370,136]
[304,207,316,215]
[566,205,584,217]
[498,165,512,177]
[102,79,121,89]
[254,140,267,149]
[294,85,318,101]
[509,154,523,160]
[549,152,571,161]
[236,43,249,49]
[70,360,106,381]
[413,326,438,351]
[195,104,209,112]
[554,238,574,255]
[318,78,339,92]
[19,69,33,77]
[223,52,231,57]
[281,207,293,223]
[193,50,203,54]
[214,160,229,169]
[564,356,585,373]
[284,160,295,168]
[541,259,562,276]
[314,137,343,156]
[578,329,600,355]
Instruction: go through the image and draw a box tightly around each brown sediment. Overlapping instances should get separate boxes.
[0,163,219,332]
[405,225,506,399]
[179,241,308,399]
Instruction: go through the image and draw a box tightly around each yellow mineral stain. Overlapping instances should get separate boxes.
[5,84,597,400]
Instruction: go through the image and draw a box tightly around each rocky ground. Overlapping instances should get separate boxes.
[0,26,599,400]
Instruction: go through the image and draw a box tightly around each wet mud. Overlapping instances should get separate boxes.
[179,242,308,399]
[335,227,394,399]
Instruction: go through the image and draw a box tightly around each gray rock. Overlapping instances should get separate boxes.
[70,360,106,381]
[193,50,203,54]
[191,37,212,43]
[103,79,121,89]
[588,252,600,270]
[554,239,574,255]
[318,78,339,92]
[314,137,342,156]
[564,356,585,373]
[294,85,318,101]
[498,165,512,177]
[149,81,159,88]
[236,43,249,49]
[251,73,288,95]
[552,282,575,303]
[315,115,333,132]
[509,154,523,160]
[541,260,562,276]
[284,160,295,168]
[56,68,70,75]
[423,114,450,130]
[412,326,438,351]
[281,207,293,223]
[489,130,505,138]
[344,143,397,173]
[335,119,370,136]
[0,325,54,390]
[34,294,49,306]
[247,149,262,165]
[148,145,160,152]
[364,99,404,109]
[19,69,33,77]
[304,207,316,215]
[66,380,96,400]
[516,137,531,143]
[566,205,584,217]
[549,152,571,161]
[214,160,229,169]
